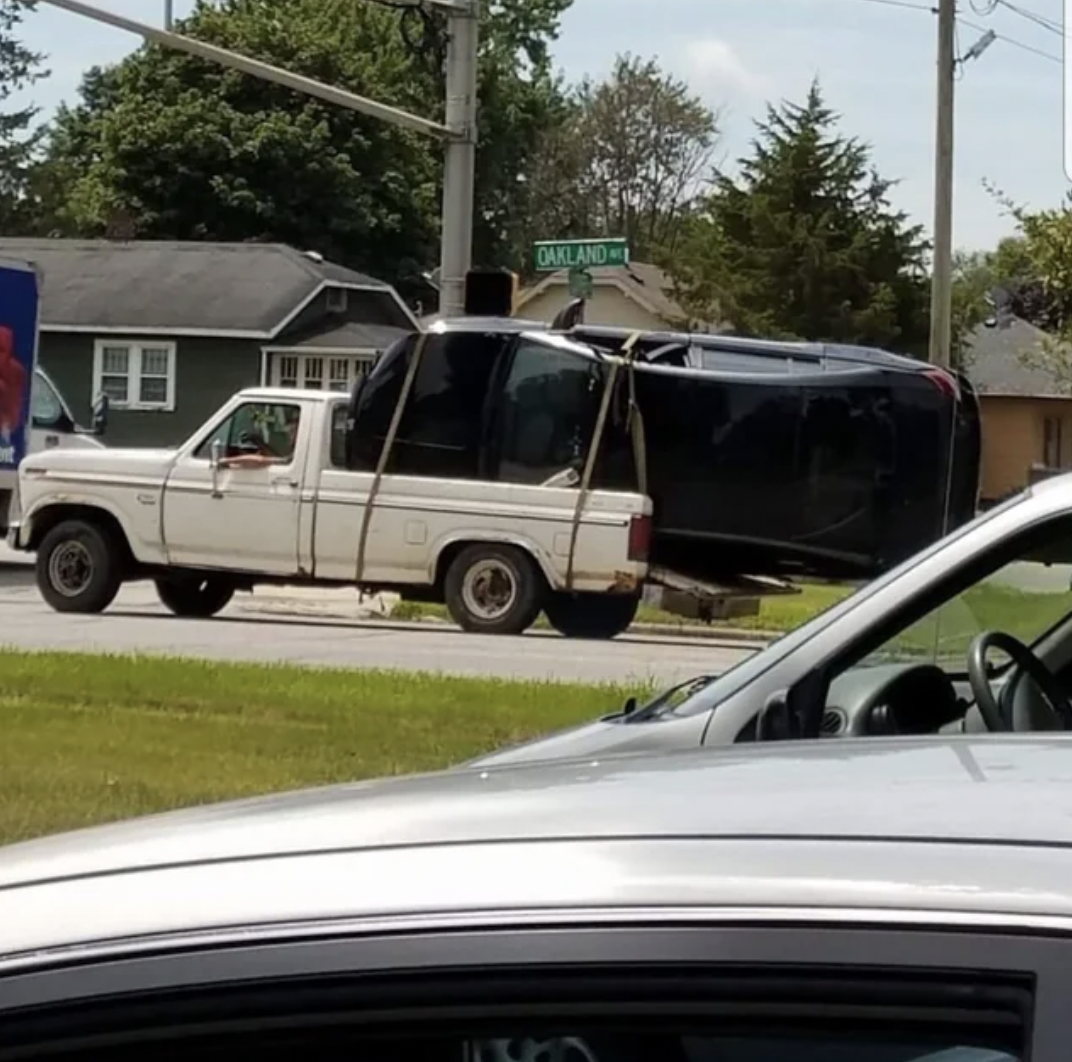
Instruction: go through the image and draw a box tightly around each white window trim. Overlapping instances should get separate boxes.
[92,339,178,412]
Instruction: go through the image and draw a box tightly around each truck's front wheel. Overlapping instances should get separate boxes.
[155,574,236,618]
[444,544,545,635]
[544,592,640,639]
[36,519,123,614]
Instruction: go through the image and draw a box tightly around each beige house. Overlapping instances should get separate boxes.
[967,316,1072,504]
[515,262,707,331]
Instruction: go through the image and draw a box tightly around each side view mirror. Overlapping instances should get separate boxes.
[91,392,110,436]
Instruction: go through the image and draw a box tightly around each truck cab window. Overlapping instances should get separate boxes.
[31,371,64,427]
[493,339,602,486]
[392,333,502,479]
[195,402,302,462]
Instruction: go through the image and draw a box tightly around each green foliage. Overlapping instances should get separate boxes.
[0,0,47,234]
[40,0,572,290]
[520,54,720,266]
[977,185,1072,392]
[669,80,929,354]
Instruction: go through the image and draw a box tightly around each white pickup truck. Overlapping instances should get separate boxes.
[8,387,653,637]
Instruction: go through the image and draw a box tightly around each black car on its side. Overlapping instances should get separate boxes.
[346,318,980,583]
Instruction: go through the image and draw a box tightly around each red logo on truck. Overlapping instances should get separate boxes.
[0,324,27,444]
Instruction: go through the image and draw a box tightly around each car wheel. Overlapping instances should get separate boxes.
[155,574,236,618]
[444,544,545,635]
[36,519,123,614]
[544,592,639,639]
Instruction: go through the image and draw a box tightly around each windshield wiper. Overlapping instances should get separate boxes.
[620,674,719,721]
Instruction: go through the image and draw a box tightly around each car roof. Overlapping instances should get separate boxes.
[8,737,1072,884]
[6,736,1072,964]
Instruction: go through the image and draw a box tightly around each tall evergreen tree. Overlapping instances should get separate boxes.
[0,0,47,234]
[671,80,929,355]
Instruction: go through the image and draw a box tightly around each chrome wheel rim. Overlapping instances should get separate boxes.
[461,558,517,621]
[48,541,93,597]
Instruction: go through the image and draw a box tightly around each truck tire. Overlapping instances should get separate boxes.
[155,575,236,618]
[544,592,640,639]
[36,519,123,614]
[444,543,545,635]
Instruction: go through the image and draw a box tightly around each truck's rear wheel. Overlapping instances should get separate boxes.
[444,544,544,635]
[544,592,640,639]
[36,519,123,614]
[155,574,236,618]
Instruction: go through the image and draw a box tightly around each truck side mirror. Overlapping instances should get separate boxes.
[91,392,110,436]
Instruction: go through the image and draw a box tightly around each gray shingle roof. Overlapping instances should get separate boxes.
[0,239,400,337]
[965,316,1069,397]
[272,319,408,351]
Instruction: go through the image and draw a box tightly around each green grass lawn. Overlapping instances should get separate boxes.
[0,651,649,846]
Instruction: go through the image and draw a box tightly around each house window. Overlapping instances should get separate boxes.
[1043,415,1072,469]
[92,340,177,411]
[325,287,349,313]
[270,352,375,392]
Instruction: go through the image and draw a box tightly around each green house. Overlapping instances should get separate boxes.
[0,238,417,447]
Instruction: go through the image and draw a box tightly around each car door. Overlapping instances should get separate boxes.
[0,913,1061,1062]
[162,399,306,575]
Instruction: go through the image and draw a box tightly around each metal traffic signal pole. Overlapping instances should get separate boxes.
[38,0,479,318]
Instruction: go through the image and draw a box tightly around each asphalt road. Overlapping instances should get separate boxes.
[0,551,756,685]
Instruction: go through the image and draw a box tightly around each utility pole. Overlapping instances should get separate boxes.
[163,0,173,31]
[438,0,480,318]
[38,0,478,319]
[928,0,956,370]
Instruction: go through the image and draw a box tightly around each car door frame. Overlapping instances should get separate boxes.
[0,915,1065,1061]
[161,398,311,576]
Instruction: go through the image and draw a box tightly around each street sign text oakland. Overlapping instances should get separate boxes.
[534,238,629,272]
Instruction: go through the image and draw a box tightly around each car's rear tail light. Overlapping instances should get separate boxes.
[628,513,652,562]
[924,367,960,401]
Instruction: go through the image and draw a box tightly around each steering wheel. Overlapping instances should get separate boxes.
[966,631,1072,731]
[236,429,279,457]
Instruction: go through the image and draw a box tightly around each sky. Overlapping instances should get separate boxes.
[9,0,1069,251]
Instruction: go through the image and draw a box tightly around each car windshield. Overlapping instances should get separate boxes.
[652,490,1035,719]
[860,552,1072,668]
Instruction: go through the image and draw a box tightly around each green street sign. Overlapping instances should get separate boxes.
[534,238,629,273]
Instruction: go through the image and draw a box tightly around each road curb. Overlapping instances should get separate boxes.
[236,596,777,645]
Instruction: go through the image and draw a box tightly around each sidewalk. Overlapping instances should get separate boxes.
[238,585,776,645]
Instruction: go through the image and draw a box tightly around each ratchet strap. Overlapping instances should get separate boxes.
[355,331,429,582]
[564,332,644,591]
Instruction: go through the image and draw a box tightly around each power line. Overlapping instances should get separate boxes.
[839,0,936,10]
[994,0,1061,35]
[957,14,1062,60]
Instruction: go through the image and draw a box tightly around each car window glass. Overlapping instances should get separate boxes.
[18,1020,1022,1062]
[657,489,1035,720]
[495,338,601,485]
[194,402,302,462]
[329,403,349,469]
[859,518,1072,669]
[392,332,502,479]
[349,335,412,471]
[31,371,64,426]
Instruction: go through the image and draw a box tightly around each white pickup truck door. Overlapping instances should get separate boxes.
[162,400,305,575]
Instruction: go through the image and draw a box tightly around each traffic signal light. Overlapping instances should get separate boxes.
[464,269,518,316]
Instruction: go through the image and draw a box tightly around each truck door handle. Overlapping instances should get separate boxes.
[271,476,298,488]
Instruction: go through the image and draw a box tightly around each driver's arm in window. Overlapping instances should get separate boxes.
[220,405,301,468]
